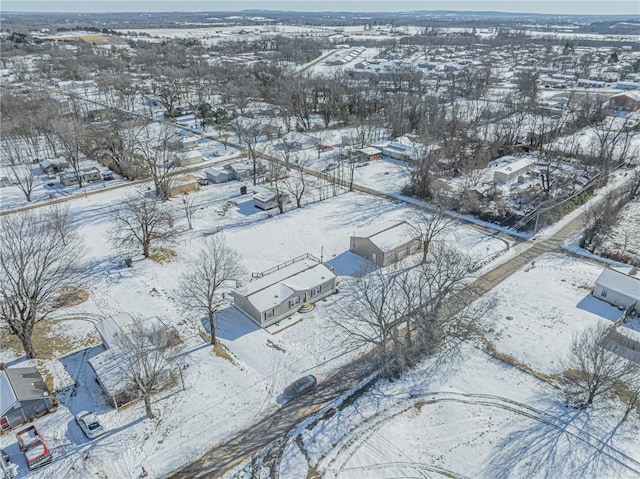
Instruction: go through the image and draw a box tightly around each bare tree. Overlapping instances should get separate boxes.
[135,124,182,199]
[563,323,639,407]
[408,208,453,263]
[111,194,176,259]
[0,209,85,358]
[115,319,171,419]
[54,107,88,188]
[233,119,269,186]
[183,195,198,230]
[283,157,311,208]
[334,265,403,378]
[177,235,244,346]
[1,135,37,202]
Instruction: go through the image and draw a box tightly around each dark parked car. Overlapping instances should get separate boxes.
[283,375,317,400]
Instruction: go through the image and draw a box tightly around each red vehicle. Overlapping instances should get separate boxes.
[15,425,52,470]
[318,145,334,152]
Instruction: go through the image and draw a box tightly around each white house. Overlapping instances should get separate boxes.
[233,254,336,327]
[593,268,640,313]
[493,157,535,184]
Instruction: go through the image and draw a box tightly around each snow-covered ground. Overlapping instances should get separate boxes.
[0,173,508,478]
[229,253,640,479]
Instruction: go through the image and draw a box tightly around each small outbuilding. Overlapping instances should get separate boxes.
[350,221,422,267]
[169,175,200,197]
[234,254,337,327]
[253,185,290,210]
[357,147,382,162]
[593,268,640,313]
[0,365,53,431]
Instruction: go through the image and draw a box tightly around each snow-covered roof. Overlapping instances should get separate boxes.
[595,268,640,300]
[236,259,335,313]
[356,221,417,252]
[96,314,165,350]
[610,90,640,101]
[359,147,382,156]
[0,371,17,415]
[494,157,535,177]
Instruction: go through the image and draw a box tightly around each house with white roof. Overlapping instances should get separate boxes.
[493,157,535,184]
[350,221,422,267]
[88,314,172,407]
[233,254,337,327]
[593,268,640,313]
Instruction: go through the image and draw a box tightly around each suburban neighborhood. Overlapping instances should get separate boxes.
[0,3,639,479]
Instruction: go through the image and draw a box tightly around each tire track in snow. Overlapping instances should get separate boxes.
[318,391,640,478]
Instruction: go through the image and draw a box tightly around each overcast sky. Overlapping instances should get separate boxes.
[2,1,639,15]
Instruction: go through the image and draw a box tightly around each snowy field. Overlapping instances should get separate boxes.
[230,253,640,479]
[0,174,508,478]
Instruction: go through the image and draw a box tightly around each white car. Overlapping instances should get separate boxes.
[75,411,105,439]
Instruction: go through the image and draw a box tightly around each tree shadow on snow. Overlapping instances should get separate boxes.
[480,397,629,479]
[209,306,259,341]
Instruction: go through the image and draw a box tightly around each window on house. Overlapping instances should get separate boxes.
[600,289,607,298]
[265,310,274,319]
[289,297,301,307]
[311,286,321,296]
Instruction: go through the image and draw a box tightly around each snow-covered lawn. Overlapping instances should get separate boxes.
[0,175,509,478]
[232,252,640,479]
[263,344,640,479]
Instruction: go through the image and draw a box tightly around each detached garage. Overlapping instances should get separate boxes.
[0,365,53,431]
[593,268,640,313]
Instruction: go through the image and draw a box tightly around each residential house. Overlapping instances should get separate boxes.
[233,254,337,327]
[382,140,418,162]
[60,167,102,186]
[493,157,535,184]
[178,149,203,166]
[168,132,199,151]
[350,221,422,267]
[0,365,53,431]
[89,314,172,407]
[609,91,640,111]
[40,159,69,175]
[593,268,640,313]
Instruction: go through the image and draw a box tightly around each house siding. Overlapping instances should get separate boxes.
[235,277,336,327]
[350,237,384,266]
[593,285,640,313]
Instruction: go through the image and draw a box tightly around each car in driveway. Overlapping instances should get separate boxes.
[283,375,317,401]
[75,411,105,439]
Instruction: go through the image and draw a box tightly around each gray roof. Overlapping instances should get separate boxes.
[595,268,640,300]
[0,367,50,415]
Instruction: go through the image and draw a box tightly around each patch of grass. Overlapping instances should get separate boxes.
[214,342,237,365]
[199,331,212,343]
[3,319,101,360]
[52,287,90,308]
[149,247,177,264]
[482,336,559,388]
